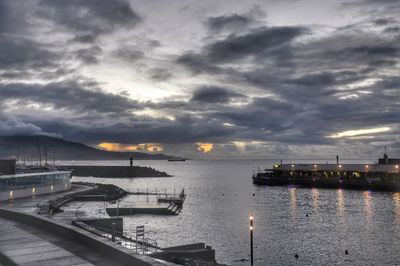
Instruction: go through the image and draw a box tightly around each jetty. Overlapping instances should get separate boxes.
[61,165,171,178]
[106,203,182,216]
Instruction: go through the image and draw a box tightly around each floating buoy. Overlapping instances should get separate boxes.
[345,250,349,255]
[253,193,255,197]
[306,214,309,217]
[295,254,299,259]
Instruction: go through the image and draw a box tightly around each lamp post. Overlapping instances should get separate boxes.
[250,215,254,266]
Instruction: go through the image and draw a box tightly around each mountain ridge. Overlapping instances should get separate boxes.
[0,135,174,160]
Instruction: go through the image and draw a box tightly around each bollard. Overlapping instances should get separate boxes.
[112,222,116,242]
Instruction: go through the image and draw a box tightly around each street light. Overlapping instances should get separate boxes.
[250,215,254,266]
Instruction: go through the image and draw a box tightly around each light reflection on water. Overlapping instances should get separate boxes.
[289,187,297,217]
[69,159,400,265]
[363,191,372,222]
[337,189,345,219]
[311,188,319,210]
[393,193,400,223]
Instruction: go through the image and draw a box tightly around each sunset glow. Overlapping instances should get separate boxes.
[196,143,214,153]
[98,142,164,152]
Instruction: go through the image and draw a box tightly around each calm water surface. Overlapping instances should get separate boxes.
[69,159,400,265]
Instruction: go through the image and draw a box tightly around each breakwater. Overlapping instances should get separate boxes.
[63,165,171,178]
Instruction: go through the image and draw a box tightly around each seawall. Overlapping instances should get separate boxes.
[63,165,171,178]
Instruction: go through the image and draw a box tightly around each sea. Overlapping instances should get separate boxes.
[66,159,400,265]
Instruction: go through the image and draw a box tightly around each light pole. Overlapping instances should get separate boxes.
[250,215,254,266]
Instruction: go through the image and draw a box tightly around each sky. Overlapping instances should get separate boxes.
[0,0,399,159]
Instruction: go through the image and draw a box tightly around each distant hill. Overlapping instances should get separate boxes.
[0,135,174,160]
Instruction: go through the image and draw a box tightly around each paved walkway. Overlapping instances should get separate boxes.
[0,217,94,266]
[0,185,130,265]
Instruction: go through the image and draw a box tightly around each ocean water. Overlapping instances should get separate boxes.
[69,159,400,265]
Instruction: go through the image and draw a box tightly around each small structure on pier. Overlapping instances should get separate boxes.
[157,189,186,206]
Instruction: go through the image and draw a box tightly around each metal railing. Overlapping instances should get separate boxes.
[73,221,159,254]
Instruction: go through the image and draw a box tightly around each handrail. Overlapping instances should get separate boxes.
[72,221,159,253]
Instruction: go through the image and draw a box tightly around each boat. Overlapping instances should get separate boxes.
[252,152,400,191]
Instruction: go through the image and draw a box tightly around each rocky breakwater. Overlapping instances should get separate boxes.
[62,165,171,178]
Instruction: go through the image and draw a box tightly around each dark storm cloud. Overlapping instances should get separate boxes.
[71,34,98,44]
[0,0,30,34]
[0,81,142,113]
[177,53,224,74]
[24,113,234,145]
[373,18,395,25]
[112,46,145,62]
[384,26,400,34]
[287,72,336,87]
[147,68,173,82]
[0,36,58,71]
[38,0,141,41]
[75,45,103,64]
[204,26,307,63]
[177,26,307,74]
[205,14,252,33]
[191,86,247,103]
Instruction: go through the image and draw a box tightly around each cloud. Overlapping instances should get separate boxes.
[191,86,247,103]
[205,14,252,33]
[38,0,141,41]
[0,117,46,136]
[0,0,399,157]
[147,68,173,82]
[75,45,103,64]
[177,25,307,78]
[0,81,142,113]
[0,36,59,71]
[204,26,307,63]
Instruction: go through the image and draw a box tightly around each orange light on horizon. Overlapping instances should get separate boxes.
[196,143,213,153]
[97,142,163,152]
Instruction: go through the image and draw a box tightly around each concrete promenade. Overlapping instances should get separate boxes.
[0,216,95,266]
[0,185,177,266]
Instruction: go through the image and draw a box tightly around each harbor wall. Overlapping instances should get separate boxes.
[0,182,71,202]
[64,165,171,178]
